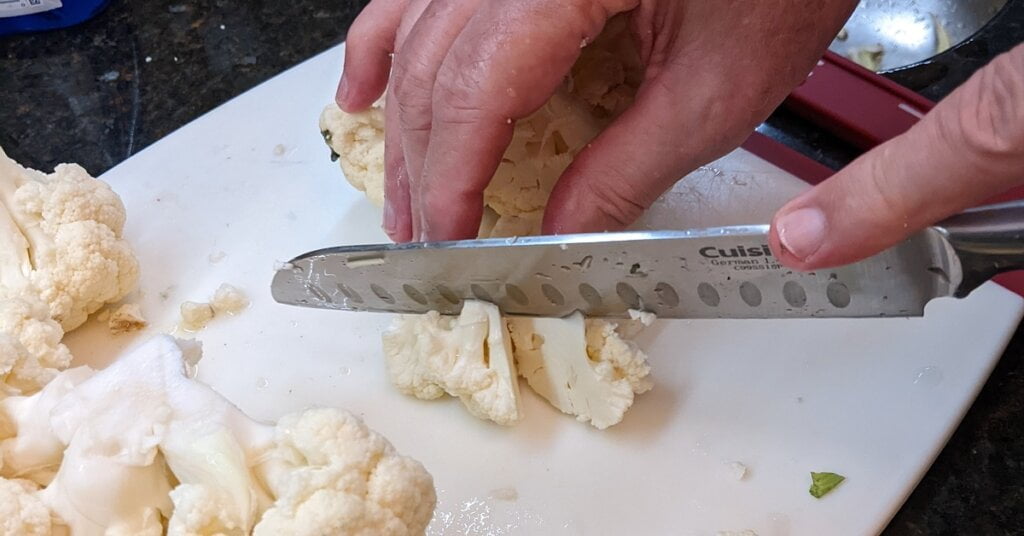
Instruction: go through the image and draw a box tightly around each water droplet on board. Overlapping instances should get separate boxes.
[913,366,943,387]
[339,366,351,376]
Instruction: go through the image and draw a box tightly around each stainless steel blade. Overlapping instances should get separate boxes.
[271,226,961,319]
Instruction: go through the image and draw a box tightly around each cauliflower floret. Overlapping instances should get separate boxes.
[180,301,215,332]
[0,298,71,397]
[0,146,139,331]
[252,408,436,536]
[319,100,386,207]
[508,313,651,429]
[0,477,52,536]
[382,301,522,425]
[107,303,147,334]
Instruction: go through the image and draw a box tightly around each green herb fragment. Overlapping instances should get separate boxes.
[809,472,845,498]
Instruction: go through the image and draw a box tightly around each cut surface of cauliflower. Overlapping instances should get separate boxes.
[0,146,139,332]
[382,301,522,425]
[252,408,437,536]
[508,314,651,429]
[0,477,52,536]
[180,301,215,332]
[211,283,249,315]
[320,100,385,207]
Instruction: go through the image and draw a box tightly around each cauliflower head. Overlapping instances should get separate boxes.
[508,314,651,429]
[253,408,436,536]
[0,298,72,397]
[319,15,640,238]
[0,146,139,331]
[0,477,52,536]
[382,300,522,425]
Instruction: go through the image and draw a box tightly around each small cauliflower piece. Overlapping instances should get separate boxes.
[0,477,52,536]
[107,303,147,334]
[211,283,249,315]
[627,309,657,327]
[252,408,436,536]
[0,146,139,331]
[508,314,651,429]
[319,99,386,207]
[0,297,72,397]
[382,301,522,425]
[180,301,215,332]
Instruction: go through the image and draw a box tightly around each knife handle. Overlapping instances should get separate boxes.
[936,200,1024,298]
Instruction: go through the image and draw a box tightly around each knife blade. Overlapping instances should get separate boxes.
[270,201,1024,319]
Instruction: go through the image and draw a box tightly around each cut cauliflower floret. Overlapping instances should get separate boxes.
[319,99,386,207]
[211,283,249,315]
[0,298,72,397]
[0,477,52,536]
[107,303,147,334]
[252,408,436,536]
[508,313,651,429]
[382,301,522,425]
[0,146,139,331]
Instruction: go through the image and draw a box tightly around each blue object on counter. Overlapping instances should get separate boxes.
[0,0,111,36]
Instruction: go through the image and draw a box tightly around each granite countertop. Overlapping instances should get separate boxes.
[1,1,1022,533]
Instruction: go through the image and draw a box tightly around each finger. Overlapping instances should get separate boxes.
[418,0,637,240]
[382,0,434,242]
[541,77,745,234]
[338,0,409,112]
[769,44,1024,270]
[393,0,484,187]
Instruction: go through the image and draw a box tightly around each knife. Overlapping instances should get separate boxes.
[271,201,1024,319]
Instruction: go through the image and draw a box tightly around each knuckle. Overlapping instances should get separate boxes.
[956,47,1024,159]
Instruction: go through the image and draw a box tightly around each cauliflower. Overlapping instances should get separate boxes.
[320,99,386,207]
[211,283,249,315]
[0,298,72,397]
[0,146,139,331]
[180,301,215,331]
[382,301,522,425]
[319,15,640,237]
[507,314,651,429]
[0,477,52,536]
[252,408,436,536]
[107,303,147,334]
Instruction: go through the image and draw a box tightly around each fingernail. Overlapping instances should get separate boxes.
[776,207,827,261]
[383,201,397,236]
[335,76,350,108]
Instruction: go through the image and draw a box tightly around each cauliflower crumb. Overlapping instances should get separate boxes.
[108,303,147,334]
[627,309,657,327]
[210,283,249,315]
[725,461,748,481]
[180,301,215,332]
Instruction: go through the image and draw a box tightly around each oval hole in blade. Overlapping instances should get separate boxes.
[371,284,396,304]
[826,281,851,308]
[739,281,762,307]
[697,283,721,307]
[505,284,529,306]
[579,283,603,308]
[782,281,807,308]
[336,284,364,304]
[654,282,679,307]
[436,285,461,305]
[616,282,641,308]
[403,284,428,305]
[471,284,493,302]
[541,284,565,306]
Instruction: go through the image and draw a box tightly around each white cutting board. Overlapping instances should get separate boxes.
[63,45,1023,536]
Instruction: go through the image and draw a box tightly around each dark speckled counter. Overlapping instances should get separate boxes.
[1,1,1022,533]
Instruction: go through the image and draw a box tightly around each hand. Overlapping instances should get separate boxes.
[769,43,1024,270]
[337,0,857,242]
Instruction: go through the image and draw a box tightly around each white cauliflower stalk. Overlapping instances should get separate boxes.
[0,146,139,332]
[253,408,437,536]
[508,314,651,429]
[382,301,522,425]
[0,477,52,536]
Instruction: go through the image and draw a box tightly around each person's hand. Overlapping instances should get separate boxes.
[337,0,857,242]
[769,43,1024,270]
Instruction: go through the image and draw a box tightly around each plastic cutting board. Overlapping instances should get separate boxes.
[63,45,1024,536]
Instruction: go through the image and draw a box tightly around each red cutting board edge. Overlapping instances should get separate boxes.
[740,132,1024,297]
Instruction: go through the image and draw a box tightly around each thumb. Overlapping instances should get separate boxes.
[770,44,1024,270]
